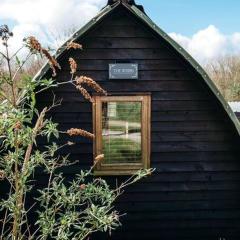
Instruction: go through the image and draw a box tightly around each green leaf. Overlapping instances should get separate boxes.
[31,92,36,109]
[15,55,21,66]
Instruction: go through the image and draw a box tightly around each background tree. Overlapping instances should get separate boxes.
[205,54,240,101]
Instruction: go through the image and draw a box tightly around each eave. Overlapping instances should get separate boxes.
[33,1,240,136]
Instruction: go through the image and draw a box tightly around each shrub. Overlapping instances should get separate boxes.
[0,25,153,240]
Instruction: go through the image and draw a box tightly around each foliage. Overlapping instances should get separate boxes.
[116,102,141,122]
[0,25,154,240]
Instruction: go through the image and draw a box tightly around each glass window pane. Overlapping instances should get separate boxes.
[102,101,142,164]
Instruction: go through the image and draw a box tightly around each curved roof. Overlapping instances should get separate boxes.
[34,1,240,136]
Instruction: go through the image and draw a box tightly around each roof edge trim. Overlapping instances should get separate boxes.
[33,2,120,82]
[126,3,240,136]
[33,1,240,136]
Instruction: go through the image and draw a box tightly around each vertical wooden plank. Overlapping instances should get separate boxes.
[142,95,151,169]
[93,96,103,171]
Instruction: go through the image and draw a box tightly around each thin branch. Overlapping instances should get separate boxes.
[36,80,73,95]
[10,46,25,61]
[0,51,7,60]
[0,88,14,104]
[12,52,32,82]
[22,107,48,173]
[13,107,48,239]
[4,38,16,106]
[30,226,41,240]
[0,185,13,240]
[12,133,20,239]
[45,93,62,112]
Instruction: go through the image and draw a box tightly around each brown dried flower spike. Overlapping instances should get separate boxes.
[76,76,107,95]
[95,154,104,164]
[76,85,93,103]
[69,58,77,74]
[41,48,61,77]
[0,170,5,181]
[67,128,95,139]
[26,36,42,52]
[25,36,61,77]
[67,41,83,50]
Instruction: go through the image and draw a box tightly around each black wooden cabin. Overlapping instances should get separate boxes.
[36,0,240,239]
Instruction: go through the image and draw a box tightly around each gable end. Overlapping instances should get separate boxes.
[34,1,240,136]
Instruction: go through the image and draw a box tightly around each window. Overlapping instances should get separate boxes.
[93,95,151,175]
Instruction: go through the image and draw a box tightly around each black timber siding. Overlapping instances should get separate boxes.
[18,6,240,240]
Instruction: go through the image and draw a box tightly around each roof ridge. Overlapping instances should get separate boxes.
[33,2,240,136]
[107,0,145,12]
[128,4,240,135]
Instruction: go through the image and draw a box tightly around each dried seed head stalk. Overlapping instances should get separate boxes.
[26,36,42,52]
[76,76,107,95]
[94,154,104,164]
[76,85,93,102]
[0,170,5,180]
[69,57,77,74]
[67,41,82,50]
[25,36,61,77]
[0,25,13,42]
[42,48,61,77]
[67,128,95,139]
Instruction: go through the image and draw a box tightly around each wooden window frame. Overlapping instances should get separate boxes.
[93,95,151,176]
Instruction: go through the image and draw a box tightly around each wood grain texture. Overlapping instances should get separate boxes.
[2,5,240,240]
[38,7,240,239]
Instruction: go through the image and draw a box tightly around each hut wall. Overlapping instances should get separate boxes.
[34,6,240,240]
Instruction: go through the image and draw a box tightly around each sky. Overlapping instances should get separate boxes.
[0,0,240,64]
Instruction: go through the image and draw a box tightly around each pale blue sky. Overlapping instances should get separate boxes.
[138,0,240,36]
[2,1,239,36]
[1,0,240,63]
